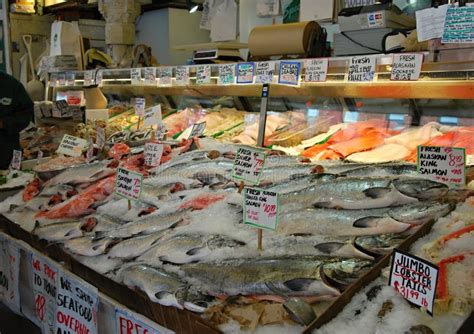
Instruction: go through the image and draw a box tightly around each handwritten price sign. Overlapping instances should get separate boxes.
[417,146,466,185]
[232,147,266,185]
[115,168,143,201]
[244,188,279,231]
[115,307,173,334]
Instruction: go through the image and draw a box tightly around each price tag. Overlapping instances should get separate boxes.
[236,62,255,84]
[115,307,174,334]
[57,134,88,157]
[196,65,211,85]
[96,126,106,149]
[58,73,66,87]
[0,237,21,314]
[53,100,70,118]
[417,146,465,186]
[159,67,173,86]
[189,122,206,138]
[175,66,190,86]
[10,150,22,170]
[50,73,58,87]
[144,67,157,86]
[84,70,95,86]
[244,188,279,231]
[66,72,76,86]
[37,150,44,160]
[115,168,143,201]
[278,61,301,86]
[86,138,94,163]
[72,106,84,122]
[144,142,164,167]
[219,64,236,85]
[131,68,142,85]
[467,155,474,166]
[155,123,167,140]
[255,61,275,84]
[389,249,438,316]
[144,105,162,127]
[442,6,474,43]
[347,55,376,82]
[304,58,329,82]
[134,98,146,117]
[391,54,423,81]
[96,70,103,86]
[232,147,266,185]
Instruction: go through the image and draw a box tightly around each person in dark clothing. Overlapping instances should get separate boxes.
[0,71,34,170]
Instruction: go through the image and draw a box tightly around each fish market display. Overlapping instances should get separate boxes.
[20,125,65,159]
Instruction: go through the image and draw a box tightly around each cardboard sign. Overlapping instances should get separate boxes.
[144,67,157,86]
[175,66,190,86]
[391,54,423,81]
[144,105,162,127]
[417,146,466,185]
[236,62,255,84]
[389,249,438,316]
[255,61,275,84]
[189,122,206,138]
[56,272,99,334]
[96,70,103,86]
[31,253,59,334]
[304,58,329,82]
[10,150,22,170]
[0,237,21,314]
[278,61,301,86]
[347,55,376,82]
[57,134,88,157]
[232,147,266,185]
[159,67,173,86]
[131,68,142,85]
[144,142,164,167]
[116,168,143,201]
[196,65,211,85]
[84,70,95,86]
[219,64,236,85]
[442,6,474,43]
[115,307,174,334]
[96,126,106,149]
[244,188,279,231]
[66,72,75,86]
[134,98,146,117]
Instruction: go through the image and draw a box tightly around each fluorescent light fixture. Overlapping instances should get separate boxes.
[187,0,201,13]
[189,4,199,13]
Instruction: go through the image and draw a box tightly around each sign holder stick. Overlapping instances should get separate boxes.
[128,200,131,210]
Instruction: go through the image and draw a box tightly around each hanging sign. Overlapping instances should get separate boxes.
[417,146,466,186]
[96,126,106,149]
[10,150,22,170]
[66,72,76,86]
[244,188,279,231]
[115,307,174,334]
[144,67,157,86]
[255,61,275,84]
[175,66,190,86]
[391,54,423,81]
[219,64,236,85]
[188,122,206,139]
[159,67,173,86]
[115,168,143,201]
[232,147,266,185]
[134,98,146,117]
[144,105,162,127]
[57,134,88,157]
[347,55,376,82]
[278,61,301,86]
[304,58,329,82]
[196,65,211,85]
[144,142,164,167]
[389,249,438,316]
[0,237,21,314]
[236,62,255,84]
[131,68,142,85]
[84,70,95,86]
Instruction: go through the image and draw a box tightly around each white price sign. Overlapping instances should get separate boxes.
[347,55,376,82]
[115,168,143,201]
[86,138,94,163]
[175,66,190,86]
[58,73,66,87]
[115,307,174,334]
[144,67,157,86]
[391,53,423,81]
[236,62,255,84]
[144,142,164,167]
[10,150,22,170]
[389,249,438,316]
[0,237,21,314]
[131,68,142,85]
[244,188,279,231]
[196,65,211,85]
[219,64,236,85]
[84,70,95,86]
[304,58,328,82]
[66,72,76,86]
[96,70,103,86]
[159,67,173,86]
[134,98,146,117]
[155,123,167,140]
[57,134,88,157]
[144,105,162,127]
[189,121,206,139]
[232,147,266,185]
[278,61,301,86]
[255,61,275,84]
[417,146,466,186]
[96,126,106,149]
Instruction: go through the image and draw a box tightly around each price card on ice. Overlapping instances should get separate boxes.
[144,142,164,167]
[391,54,423,81]
[115,168,143,201]
[10,150,22,170]
[57,134,88,157]
[134,98,146,117]
[232,147,266,185]
[417,146,465,186]
[347,55,376,82]
[244,188,279,231]
[96,126,106,149]
[389,249,438,316]
[188,121,206,139]
[144,105,162,127]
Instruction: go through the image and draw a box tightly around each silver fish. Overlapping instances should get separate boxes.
[354,233,410,255]
[45,161,114,187]
[341,164,418,177]
[63,235,116,256]
[3,208,38,232]
[34,221,84,241]
[388,201,455,225]
[107,231,168,259]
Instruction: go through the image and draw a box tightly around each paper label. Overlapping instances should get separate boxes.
[10,150,22,170]
[84,70,95,86]
[0,238,21,314]
[389,249,438,316]
[86,138,94,163]
[58,73,66,87]
[415,4,449,42]
[38,150,44,160]
[57,134,88,157]
[304,58,328,82]
[417,146,465,186]
[391,54,423,81]
[72,106,84,122]
[144,142,164,167]
[159,67,173,86]
[53,100,70,118]
[96,70,103,87]
[66,72,76,86]
[232,147,266,185]
[175,66,190,86]
[115,168,143,201]
[96,126,106,149]
[348,55,376,82]
[442,5,474,43]
[236,62,255,84]
[31,253,58,334]
[155,123,167,140]
[255,61,275,84]
[244,188,279,231]
[50,73,58,87]
[115,307,174,334]
[134,98,146,117]
[367,11,384,28]
[144,105,162,127]
[144,67,157,86]
[196,65,211,85]
[56,272,99,334]
[189,122,206,138]
[131,68,142,85]
[219,64,236,85]
[278,61,301,86]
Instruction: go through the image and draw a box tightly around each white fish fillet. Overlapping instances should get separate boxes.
[385,122,442,150]
[346,144,411,163]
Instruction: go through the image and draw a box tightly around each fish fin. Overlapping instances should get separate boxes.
[313,202,335,209]
[155,291,172,301]
[283,278,314,292]
[363,187,391,199]
[353,216,384,228]
[186,247,204,256]
[314,242,345,254]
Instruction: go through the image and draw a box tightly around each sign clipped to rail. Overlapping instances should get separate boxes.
[244,188,279,231]
[255,61,275,84]
[236,62,255,84]
[115,168,143,201]
[417,146,465,186]
[196,65,211,85]
[278,61,301,86]
[304,58,329,82]
[391,53,423,81]
[347,55,376,82]
[175,66,190,85]
[219,64,236,85]
[57,134,88,157]
[144,67,156,86]
[389,249,438,316]
[232,147,266,185]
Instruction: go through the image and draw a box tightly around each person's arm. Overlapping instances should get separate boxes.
[1,81,34,135]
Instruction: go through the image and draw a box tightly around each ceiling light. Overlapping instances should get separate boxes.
[187,0,201,13]
[189,4,199,13]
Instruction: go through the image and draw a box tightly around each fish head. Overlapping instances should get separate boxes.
[353,234,406,256]
[206,235,246,250]
[393,179,448,200]
[183,289,215,313]
[322,258,373,289]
